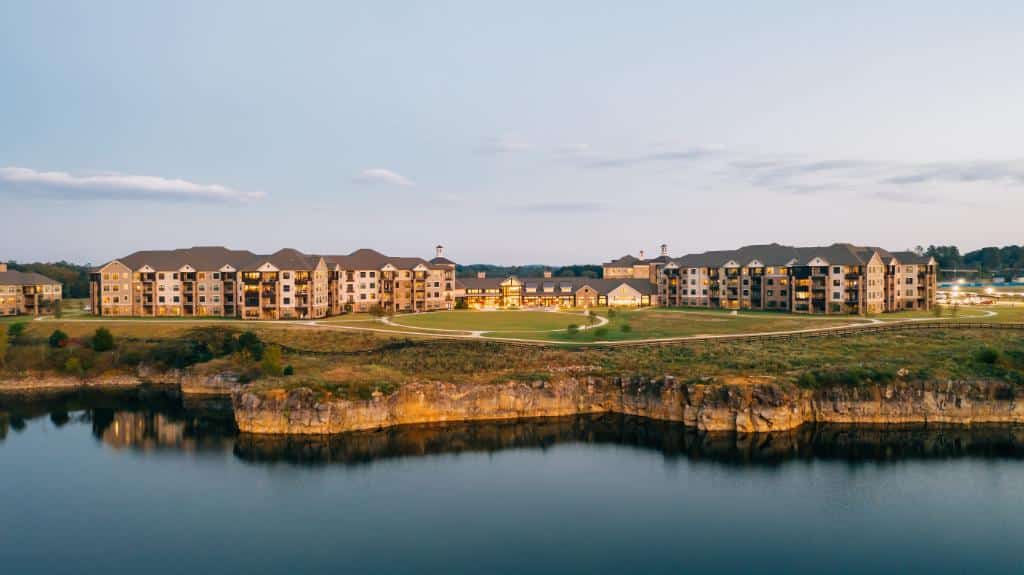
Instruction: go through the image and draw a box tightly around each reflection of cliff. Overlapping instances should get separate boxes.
[233,414,1024,467]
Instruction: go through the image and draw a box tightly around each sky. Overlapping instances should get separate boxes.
[2,1,1023,266]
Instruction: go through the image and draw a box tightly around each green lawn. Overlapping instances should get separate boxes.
[493,308,870,342]
[389,310,587,332]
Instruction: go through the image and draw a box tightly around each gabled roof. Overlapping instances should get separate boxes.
[673,243,896,269]
[430,256,456,265]
[891,251,934,265]
[603,254,642,267]
[0,270,61,286]
[98,246,257,272]
[255,248,320,270]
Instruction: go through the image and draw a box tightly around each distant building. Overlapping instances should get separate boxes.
[657,243,936,315]
[602,244,671,284]
[0,262,63,316]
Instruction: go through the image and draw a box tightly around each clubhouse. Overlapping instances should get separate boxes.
[455,271,656,309]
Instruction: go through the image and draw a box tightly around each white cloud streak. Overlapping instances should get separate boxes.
[0,166,263,202]
[352,168,415,187]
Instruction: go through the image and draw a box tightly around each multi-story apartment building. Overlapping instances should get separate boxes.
[90,246,454,319]
[0,263,63,316]
[602,244,671,284]
[455,270,656,309]
[658,243,936,315]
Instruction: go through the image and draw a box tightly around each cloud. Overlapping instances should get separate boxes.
[729,156,1024,204]
[0,166,262,202]
[477,135,532,155]
[582,146,724,169]
[352,168,415,187]
[508,201,607,214]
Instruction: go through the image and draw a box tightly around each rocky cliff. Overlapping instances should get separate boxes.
[232,377,1024,435]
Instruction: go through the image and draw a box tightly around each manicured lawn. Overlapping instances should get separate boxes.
[389,310,587,332]
[498,309,870,342]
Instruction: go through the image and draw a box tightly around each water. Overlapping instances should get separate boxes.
[3,388,1024,574]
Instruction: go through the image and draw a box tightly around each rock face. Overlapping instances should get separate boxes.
[232,377,1024,435]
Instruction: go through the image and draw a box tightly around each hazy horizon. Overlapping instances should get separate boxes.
[4,1,1023,265]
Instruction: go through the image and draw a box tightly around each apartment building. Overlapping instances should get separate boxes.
[0,263,63,316]
[602,244,671,284]
[90,245,454,319]
[455,270,656,309]
[658,243,936,315]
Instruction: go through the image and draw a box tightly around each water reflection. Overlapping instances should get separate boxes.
[4,389,1024,466]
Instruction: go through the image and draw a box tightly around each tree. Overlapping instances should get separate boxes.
[261,345,284,377]
[237,331,264,360]
[92,327,114,352]
[0,329,7,368]
[48,329,69,348]
[283,364,294,376]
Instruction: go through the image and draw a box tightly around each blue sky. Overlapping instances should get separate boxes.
[3,1,1023,265]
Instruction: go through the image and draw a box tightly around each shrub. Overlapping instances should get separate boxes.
[92,327,114,352]
[237,331,264,360]
[283,364,294,376]
[975,347,1000,365]
[567,324,580,335]
[620,324,632,333]
[7,321,28,340]
[48,329,69,348]
[593,327,609,338]
[64,356,84,377]
[261,345,284,377]
[0,329,7,367]
[606,308,617,318]
[796,371,818,388]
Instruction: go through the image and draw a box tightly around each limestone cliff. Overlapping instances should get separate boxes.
[232,377,1024,435]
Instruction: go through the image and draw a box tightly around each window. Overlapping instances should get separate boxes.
[283,272,291,279]
[283,285,291,292]
[213,296,220,303]
[833,292,841,300]
[199,296,206,303]
[158,296,166,303]
[198,273,206,280]
[283,297,291,305]
[905,277,914,285]
[173,285,180,292]
[832,266,841,274]
[173,296,180,303]
[767,290,774,297]
[173,273,179,280]
[158,273,165,280]
[213,272,221,279]
[360,271,366,278]
[833,279,841,286]
[360,293,366,300]
[766,278,774,286]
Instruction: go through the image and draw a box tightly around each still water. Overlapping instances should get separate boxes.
[2,387,1024,574]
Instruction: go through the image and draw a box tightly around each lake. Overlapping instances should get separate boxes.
[2,387,1024,574]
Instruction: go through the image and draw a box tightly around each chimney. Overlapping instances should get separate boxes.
[660,244,668,257]
[436,245,444,258]
[543,269,552,278]
[639,250,645,259]
[477,271,486,279]
[0,263,6,272]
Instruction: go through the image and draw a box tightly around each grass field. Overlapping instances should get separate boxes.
[389,310,588,332]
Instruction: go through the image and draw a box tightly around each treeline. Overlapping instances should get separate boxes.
[5,261,92,298]
[456,264,602,279]
[923,245,1024,278]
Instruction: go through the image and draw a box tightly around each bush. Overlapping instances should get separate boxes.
[283,365,294,376]
[975,347,1000,365]
[593,327,609,338]
[64,356,84,377]
[606,308,617,318]
[620,324,632,333]
[7,321,28,340]
[567,324,580,335]
[92,327,114,352]
[48,329,69,348]
[0,330,7,367]
[237,331,264,360]
[261,345,284,377]
[796,371,818,388]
